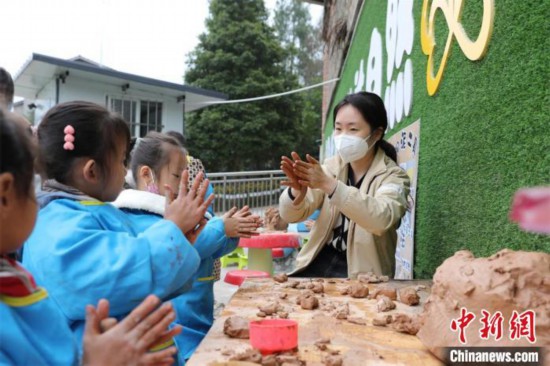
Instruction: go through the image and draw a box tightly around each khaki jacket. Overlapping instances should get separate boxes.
[279,148,410,278]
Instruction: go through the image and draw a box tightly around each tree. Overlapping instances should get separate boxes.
[184,0,303,171]
[273,0,323,158]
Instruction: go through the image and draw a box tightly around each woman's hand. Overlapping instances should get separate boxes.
[164,171,215,234]
[82,295,181,366]
[292,154,337,195]
[223,206,262,238]
[281,152,308,204]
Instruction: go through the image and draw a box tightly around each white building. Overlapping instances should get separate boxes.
[14,53,226,137]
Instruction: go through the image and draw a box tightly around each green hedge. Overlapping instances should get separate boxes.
[324,0,550,278]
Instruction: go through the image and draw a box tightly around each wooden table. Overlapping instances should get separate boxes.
[187,278,443,365]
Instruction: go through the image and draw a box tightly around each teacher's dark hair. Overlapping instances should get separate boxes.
[333,91,397,162]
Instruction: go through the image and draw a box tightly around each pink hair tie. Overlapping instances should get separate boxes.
[63,125,75,151]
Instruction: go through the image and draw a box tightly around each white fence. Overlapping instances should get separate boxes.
[207,170,286,215]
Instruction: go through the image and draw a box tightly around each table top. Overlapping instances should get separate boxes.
[187,278,442,366]
[239,231,301,249]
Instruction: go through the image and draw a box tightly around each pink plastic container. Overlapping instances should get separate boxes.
[249,319,298,354]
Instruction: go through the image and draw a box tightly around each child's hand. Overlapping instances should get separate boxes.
[164,170,215,234]
[223,206,262,238]
[185,218,207,244]
[82,295,181,366]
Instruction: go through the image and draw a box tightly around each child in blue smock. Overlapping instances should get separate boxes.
[0,110,181,365]
[22,101,213,360]
[113,132,262,361]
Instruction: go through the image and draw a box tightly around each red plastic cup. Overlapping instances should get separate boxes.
[249,319,298,354]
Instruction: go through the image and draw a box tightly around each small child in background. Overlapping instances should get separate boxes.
[22,101,211,361]
[113,132,261,361]
[0,111,180,365]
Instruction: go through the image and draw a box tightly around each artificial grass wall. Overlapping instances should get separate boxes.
[323,0,550,278]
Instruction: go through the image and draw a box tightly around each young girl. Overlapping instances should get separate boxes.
[113,132,261,361]
[21,101,212,359]
[0,111,180,365]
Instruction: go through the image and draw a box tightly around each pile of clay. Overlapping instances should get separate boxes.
[417,249,550,360]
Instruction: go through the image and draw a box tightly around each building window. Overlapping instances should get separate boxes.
[108,97,163,137]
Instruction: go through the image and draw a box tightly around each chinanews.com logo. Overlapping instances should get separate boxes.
[445,308,544,365]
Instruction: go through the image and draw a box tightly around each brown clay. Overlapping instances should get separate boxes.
[334,303,350,320]
[261,355,278,366]
[417,249,550,361]
[372,286,397,300]
[315,337,331,351]
[379,275,390,282]
[230,348,262,363]
[311,282,324,293]
[285,280,300,288]
[323,354,343,366]
[278,311,289,319]
[339,286,349,295]
[377,295,396,312]
[258,302,282,315]
[257,311,267,318]
[348,283,369,298]
[279,292,288,300]
[398,287,420,306]
[372,314,393,326]
[223,316,249,339]
[357,272,382,283]
[299,293,319,310]
[390,313,420,335]
[276,354,305,365]
[273,273,288,283]
[295,290,314,305]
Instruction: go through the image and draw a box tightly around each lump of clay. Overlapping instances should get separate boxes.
[276,354,305,365]
[348,283,369,298]
[377,295,396,312]
[334,303,350,320]
[324,354,343,366]
[398,287,420,306]
[279,293,288,300]
[347,317,367,325]
[372,314,393,326]
[311,282,324,293]
[230,348,262,363]
[264,207,288,231]
[295,290,314,305]
[223,316,249,339]
[285,280,300,288]
[357,272,382,283]
[258,301,282,315]
[417,249,550,361]
[273,273,288,283]
[372,286,397,300]
[261,355,278,366]
[299,293,319,310]
[315,337,331,351]
[390,313,420,335]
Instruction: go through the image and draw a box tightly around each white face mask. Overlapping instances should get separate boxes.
[334,133,374,164]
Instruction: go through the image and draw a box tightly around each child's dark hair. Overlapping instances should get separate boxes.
[0,67,14,108]
[333,91,397,162]
[130,132,187,182]
[37,101,130,184]
[165,131,186,147]
[0,110,35,197]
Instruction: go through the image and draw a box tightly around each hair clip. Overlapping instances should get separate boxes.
[63,125,75,150]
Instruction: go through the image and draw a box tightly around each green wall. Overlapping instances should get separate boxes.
[324,0,550,278]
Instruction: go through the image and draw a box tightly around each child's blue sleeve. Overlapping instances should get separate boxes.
[193,217,239,259]
[23,203,201,320]
[206,182,215,216]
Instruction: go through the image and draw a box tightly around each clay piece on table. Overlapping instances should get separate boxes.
[295,290,314,305]
[311,282,324,294]
[390,313,420,335]
[323,354,343,366]
[372,314,393,326]
[357,272,382,283]
[313,278,325,283]
[327,279,337,284]
[261,354,278,366]
[221,349,235,356]
[295,281,308,290]
[285,280,300,289]
[264,207,289,231]
[223,316,250,339]
[273,273,288,283]
[417,249,550,362]
[415,285,427,291]
[299,293,319,310]
[230,348,262,363]
[314,337,331,351]
[379,275,390,282]
[333,303,350,320]
[257,311,267,318]
[377,295,396,312]
[258,301,283,315]
[348,283,369,298]
[398,287,420,306]
[347,317,367,325]
[279,292,288,300]
[339,286,349,295]
[371,286,397,301]
[278,311,289,319]
[276,354,305,366]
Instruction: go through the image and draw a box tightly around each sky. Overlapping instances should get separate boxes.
[1,0,323,93]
